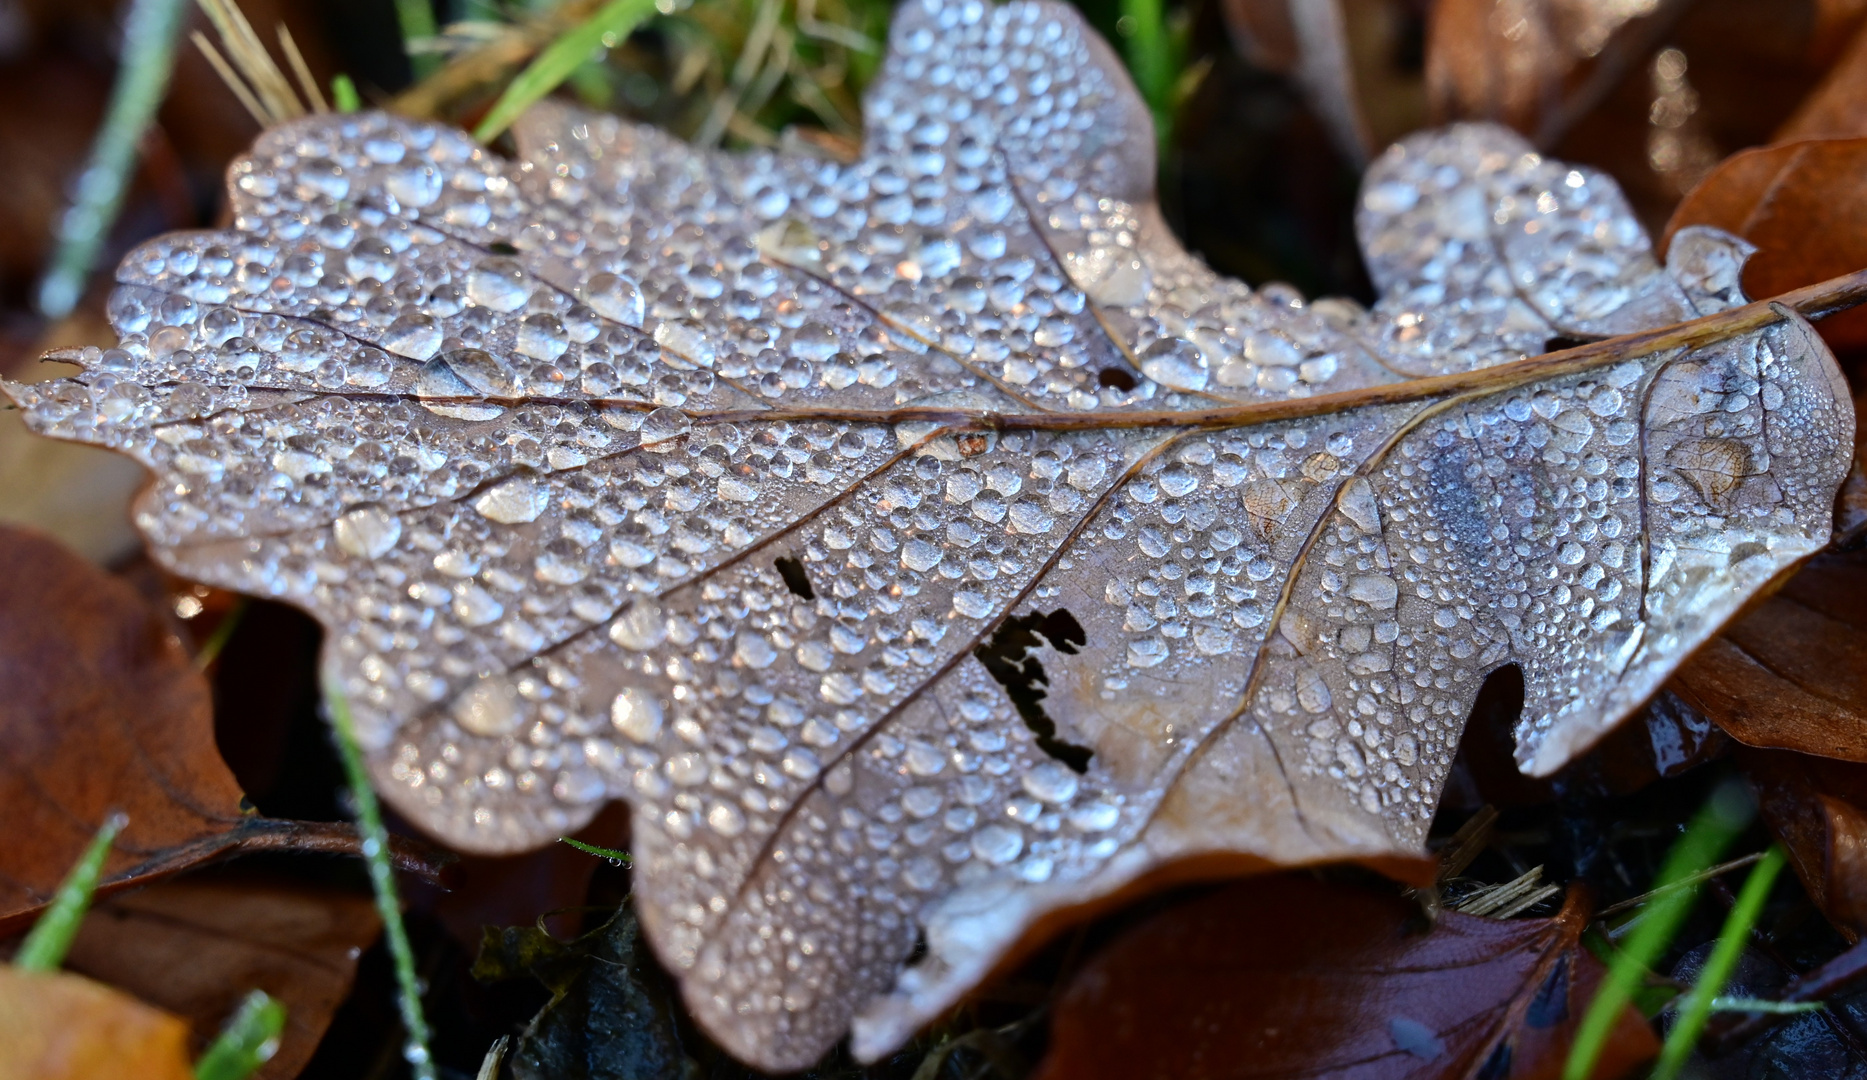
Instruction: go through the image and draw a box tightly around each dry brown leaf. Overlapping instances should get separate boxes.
[0,967,195,1080]
[0,525,441,933]
[1425,0,1687,148]
[1663,138,1867,352]
[1778,9,1867,141]
[1,0,1857,1066]
[1740,747,1867,940]
[56,874,379,1080]
[1672,547,1867,762]
[1033,877,1657,1080]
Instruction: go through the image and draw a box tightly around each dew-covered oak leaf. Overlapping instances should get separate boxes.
[3,0,1855,1068]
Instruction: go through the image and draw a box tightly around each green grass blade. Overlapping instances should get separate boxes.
[14,813,127,972]
[36,0,189,318]
[1564,784,1753,1080]
[326,682,436,1080]
[559,837,632,864]
[472,0,659,142]
[331,74,362,113]
[396,0,440,78]
[1118,0,1171,140]
[194,990,286,1080]
[1653,845,1787,1080]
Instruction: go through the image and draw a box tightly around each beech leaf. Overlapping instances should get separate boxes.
[2,0,1857,1067]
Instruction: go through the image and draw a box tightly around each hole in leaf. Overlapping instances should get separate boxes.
[904,928,929,968]
[1476,1042,1513,1080]
[1542,336,1589,354]
[973,609,1094,772]
[488,240,520,255]
[1097,367,1138,391]
[774,556,815,601]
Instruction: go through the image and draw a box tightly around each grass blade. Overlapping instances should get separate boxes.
[193,990,287,1080]
[14,813,128,972]
[559,837,632,864]
[1118,0,1172,141]
[396,0,440,78]
[326,682,436,1080]
[1653,845,1788,1080]
[332,74,362,112]
[472,0,659,142]
[36,0,189,318]
[1564,783,1753,1080]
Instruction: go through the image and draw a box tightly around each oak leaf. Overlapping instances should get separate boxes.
[2,0,1856,1066]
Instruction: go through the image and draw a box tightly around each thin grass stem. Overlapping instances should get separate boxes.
[473,0,659,142]
[193,990,286,1080]
[326,682,436,1080]
[1654,846,1788,1080]
[36,0,189,318]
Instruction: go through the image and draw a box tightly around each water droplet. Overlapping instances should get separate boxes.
[609,599,668,650]
[1139,337,1208,391]
[642,407,693,442]
[653,319,717,367]
[1021,762,1079,803]
[474,474,549,524]
[381,313,442,360]
[971,824,1023,865]
[583,272,645,327]
[333,503,401,559]
[467,257,531,312]
[611,687,665,743]
[451,675,523,736]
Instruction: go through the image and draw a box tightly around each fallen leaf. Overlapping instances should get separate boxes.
[0,524,442,932]
[1220,0,1373,165]
[1672,547,1867,762]
[1776,11,1867,142]
[474,904,690,1080]
[1033,876,1656,1080]
[3,0,1856,1066]
[54,874,380,1080]
[1424,0,1686,147]
[0,966,195,1080]
[1663,138,1867,351]
[1739,747,1867,940]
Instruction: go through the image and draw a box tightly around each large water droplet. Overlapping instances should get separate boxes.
[333,503,401,558]
[1138,337,1209,392]
[583,272,644,327]
[381,313,442,360]
[474,474,549,524]
[467,257,531,312]
[610,686,665,743]
[451,675,523,736]
[609,599,668,650]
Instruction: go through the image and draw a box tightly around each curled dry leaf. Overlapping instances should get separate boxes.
[56,875,380,1080]
[1739,747,1867,940]
[1,0,1855,1065]
[1034,876,1657,1080]
[1664,138,1867,352]
[0,967,194,1080]
[1672,547,1867,762]
[0,524,442,932]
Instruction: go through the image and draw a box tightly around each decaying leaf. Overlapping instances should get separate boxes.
[1672,547,1867,762]
[474,905,690,1080]
[1034,876,1657,1080]
[2,0,1856,1066]
[0,525,442,932]
[56,875,380,1080]
[0,966,195,1080]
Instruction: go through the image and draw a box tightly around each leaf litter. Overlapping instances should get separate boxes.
[2,0,1862,1068]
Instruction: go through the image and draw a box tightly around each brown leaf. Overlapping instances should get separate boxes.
[56,874,380,1080]
[1777,12,1867,142]
[0,525,443,932]
[1663,139,1867,351]
[1033,876,1656,1080]
[1740,748,1867,939]
[1671,547,1867,762]
[0,967,194,1080]
[1424,0,1687,147]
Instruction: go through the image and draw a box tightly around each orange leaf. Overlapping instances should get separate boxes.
[0,967,193,1080]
